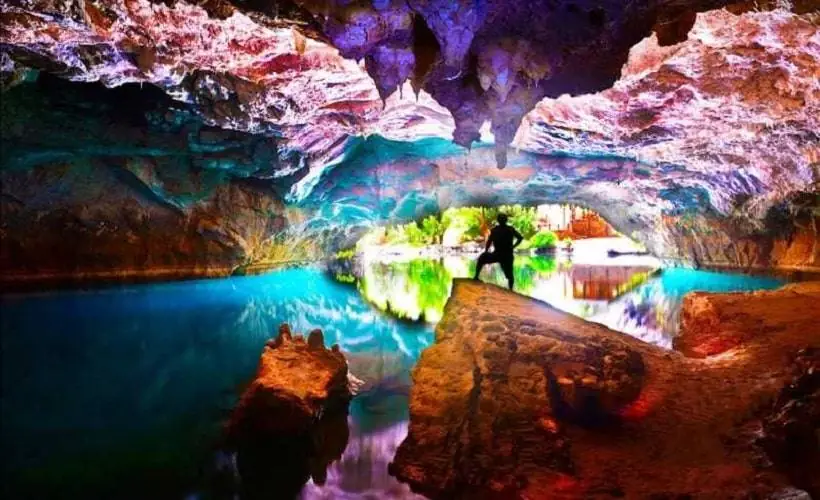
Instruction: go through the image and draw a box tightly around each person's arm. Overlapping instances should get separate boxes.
[513,229,523,248]
[485,232,493,252]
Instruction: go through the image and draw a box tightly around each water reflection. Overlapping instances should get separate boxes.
[0,268,431,499]
[590,267,786,347]
[347,254,785,349]
[300,420,423,499]
[0,263,786,498]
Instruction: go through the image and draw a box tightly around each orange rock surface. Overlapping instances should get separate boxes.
[390,279,820,499]
[677,281,820,358]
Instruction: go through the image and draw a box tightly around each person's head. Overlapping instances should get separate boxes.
[496,213,508,225]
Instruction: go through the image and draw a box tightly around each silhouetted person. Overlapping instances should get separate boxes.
[473,213,523,290]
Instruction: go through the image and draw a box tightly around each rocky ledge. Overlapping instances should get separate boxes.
[677,282,820,358]
[226,324,351,499]
[389,279,820,499]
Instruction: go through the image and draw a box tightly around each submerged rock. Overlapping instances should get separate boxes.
[390,279,820,499]
[226,323,351,498]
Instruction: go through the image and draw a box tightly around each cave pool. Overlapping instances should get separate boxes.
[0,260,786,499]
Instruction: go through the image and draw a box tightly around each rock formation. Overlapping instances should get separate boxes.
[1,2,818,280]
[229,324,350,436]
[226,323,351,498]
[389,279,820,499]
[758,347,820,498]
[0,74,295,286]
[1,0,763,167]
[677,281,820,357]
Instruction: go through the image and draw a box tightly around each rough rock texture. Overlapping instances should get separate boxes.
[757,347,820,498]
[0,74,292,286]
[2,77,817,282]
[390,279,820,499]
[226,324,351,499]
[516,10,820,266]
[230,324,350,435]
[1,3,818,279]
[677,281,820,357]
[0,0,753,168]
[304,136,820,271]
[0,0,454,163]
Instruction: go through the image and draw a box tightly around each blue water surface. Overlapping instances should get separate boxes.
[1,267,432,499]
[0,264,786,499]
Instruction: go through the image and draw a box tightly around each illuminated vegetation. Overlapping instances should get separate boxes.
[358,204,560,251]
[356,255,561,322]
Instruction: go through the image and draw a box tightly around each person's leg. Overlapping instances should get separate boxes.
[501,257,514,290]
[474,252,497,280]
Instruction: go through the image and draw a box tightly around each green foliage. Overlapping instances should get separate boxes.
[524,255,558,275]
[499,204,538,239]
[529,230,558,249]
[361,204,548,249]
[441,206,488,241]
[335,248,356,260]
[420,215,444,244]
[334,273,356,283]
[358,258,453,322]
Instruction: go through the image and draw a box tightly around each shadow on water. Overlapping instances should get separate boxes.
[0,260,786,498]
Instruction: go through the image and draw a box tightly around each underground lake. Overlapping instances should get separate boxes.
[0,258,788,498]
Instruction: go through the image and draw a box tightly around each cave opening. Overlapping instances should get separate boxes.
[323,201,785,344]
[332,202,659,324]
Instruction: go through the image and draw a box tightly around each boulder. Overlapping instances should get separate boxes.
[226,323,351,499]
[230,324,350,437]
[390,279,820,499]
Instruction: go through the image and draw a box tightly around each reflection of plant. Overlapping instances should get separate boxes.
[358,258,453,322]
[524,256,557,275]
[251,232,323,264]
[335,248,356,260]
[513,263,537,293]
[334,273,356,283]
[407,259,451,319]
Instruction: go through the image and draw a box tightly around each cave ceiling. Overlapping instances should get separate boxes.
[1,0,818,225]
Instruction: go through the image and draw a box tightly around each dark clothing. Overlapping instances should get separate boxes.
[475,251,514,288]
[486,225,522,256]
[474,224,523,289]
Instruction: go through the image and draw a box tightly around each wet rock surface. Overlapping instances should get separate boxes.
[226,324,351,499]
[390,279,820,499]
[0,75,292,287]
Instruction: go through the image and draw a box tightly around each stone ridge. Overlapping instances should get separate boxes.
[391,279,820,499]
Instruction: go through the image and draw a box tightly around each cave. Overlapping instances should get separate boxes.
[1,1,819,499]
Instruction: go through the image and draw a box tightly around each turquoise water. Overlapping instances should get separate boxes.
[0,265,785,498]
